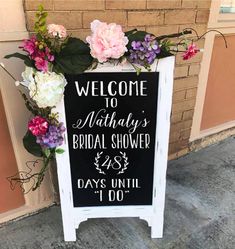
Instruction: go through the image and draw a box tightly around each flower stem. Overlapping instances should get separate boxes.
[156,30,192,41]
[32,153,52,191]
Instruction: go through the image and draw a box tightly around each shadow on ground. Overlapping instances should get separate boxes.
[0,137,235,249]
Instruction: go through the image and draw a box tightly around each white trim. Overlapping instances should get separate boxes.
[55,57,175,241]
[190,31,215,141]
[191,120,235,141]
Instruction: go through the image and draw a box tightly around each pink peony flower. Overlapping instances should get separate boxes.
[21,36,37,55]
[47,24,67,38]
[183,43,200,60]
[86,20,129,63]
[34,57,48,72]
[28,116,49,136]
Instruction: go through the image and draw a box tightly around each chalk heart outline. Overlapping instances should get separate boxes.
[94,151,129,175]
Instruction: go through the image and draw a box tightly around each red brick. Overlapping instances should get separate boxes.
[26,11,83,31]
[54,0,105,10]
[173,90,186,103]
[183,109,194,120]
[171,112,183,123]
[165,10,196,25]
[186,88,197,99]
[172,99,196,113]
[182,0,211,9]
[83,11,127,28]
[24,0,53,10]
[174,65,189,78]
[169,138,189,154]
[128,11,164,26]
[174,76,198,91]
[70,29,91,41]
[196,9,210,23]
[170,131,180,143]
[170,119,193,132]
[146,25,178,37]
[180,128,191,139]
[147,0,181,9]
[106,0,146,10]
[189,64,201,75]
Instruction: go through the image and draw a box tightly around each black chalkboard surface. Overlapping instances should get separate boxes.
[64,72,159,207]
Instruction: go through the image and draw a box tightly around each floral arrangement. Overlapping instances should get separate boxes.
[1,5,226,192]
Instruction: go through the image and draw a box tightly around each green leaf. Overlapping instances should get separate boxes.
[4,53,34,67]
[60,37,91,55]
[125,29,137,37]
[54,37,93,74]
[156,48,173,59]
[43,148,51,158]
[38,4,44,12]
[23,131,43,157]
[125,30,149,50]
[55,148,65,154]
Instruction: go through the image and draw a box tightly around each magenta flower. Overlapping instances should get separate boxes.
[21,36,37,55]
[20,35,55,72]
[183,44,200,60]
[45,47,54,62]
[28,116,49,136]
[34,57,48,72]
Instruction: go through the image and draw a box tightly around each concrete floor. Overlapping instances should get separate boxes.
[0,137,235,249]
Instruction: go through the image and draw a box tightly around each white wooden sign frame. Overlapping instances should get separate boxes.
[55,56,175,241]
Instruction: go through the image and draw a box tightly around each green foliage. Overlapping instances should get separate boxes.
[157,39,174,58]
[42,148,51,158]
[23,131,43,157]
[55,148,65,154]
[34,5,48,37]
[54,37,93,74]
[4,53,34,68]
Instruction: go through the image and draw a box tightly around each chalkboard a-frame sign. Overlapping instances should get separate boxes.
[55,56,175,241]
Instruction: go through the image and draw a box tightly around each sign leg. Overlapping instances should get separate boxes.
[151,215,164,239]
[63,225,76,241]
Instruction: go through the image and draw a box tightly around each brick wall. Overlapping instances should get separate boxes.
[23,0,211,159]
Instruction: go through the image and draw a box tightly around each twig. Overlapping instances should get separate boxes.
[156,30,192,41]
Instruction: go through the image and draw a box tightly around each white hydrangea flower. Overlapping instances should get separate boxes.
[21,66,36,87]
[28,71,67,108]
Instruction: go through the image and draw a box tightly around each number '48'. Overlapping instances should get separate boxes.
[101,155,122,170]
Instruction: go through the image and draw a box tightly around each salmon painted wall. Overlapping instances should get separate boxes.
[0,91,25,213]
[201,35,235,130]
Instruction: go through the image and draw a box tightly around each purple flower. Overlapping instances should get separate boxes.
[36,123,66,149]
[131,41,142,50]
[144,34,153,42]
[129,34,161,67]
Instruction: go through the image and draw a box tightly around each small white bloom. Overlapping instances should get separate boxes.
[28,71,67,108]
[0,62,5,68]
[21,66,36,87]
[15,81,20,86]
